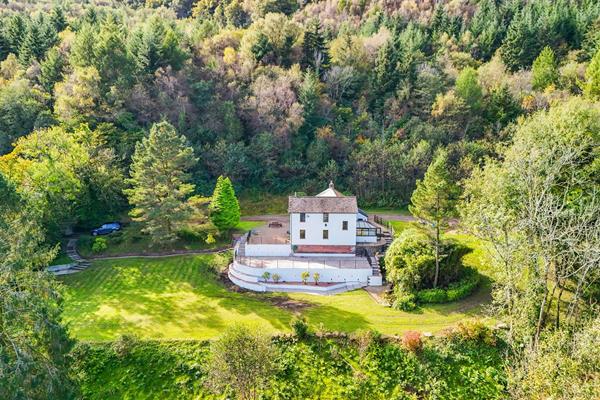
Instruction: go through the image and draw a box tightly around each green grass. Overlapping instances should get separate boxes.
[362,205,411,216]
[60,249,491,341]
[50,252,73,266]
[78,221,263,258]
[388,220,422,236]
[239,193,288,215]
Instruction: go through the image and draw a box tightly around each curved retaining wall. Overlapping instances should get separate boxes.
[232,259,372,284]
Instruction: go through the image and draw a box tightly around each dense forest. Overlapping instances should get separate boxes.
[1,0,599,399]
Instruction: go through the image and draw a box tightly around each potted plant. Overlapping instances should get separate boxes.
[313,272,320,286]
[301,271,310,285]
[272,273,281,283]
[261,271,271,282]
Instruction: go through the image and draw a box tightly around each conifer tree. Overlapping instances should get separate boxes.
[532,46,558,90]
[302,19,329,76]
[409,149,459,288]
[39,47,65,94]
[4,14,26,55]
[18,23,44,66]
[583,48,600,100]
[125,121,197,243]
[49,6,67,32]
[209,176,241,232]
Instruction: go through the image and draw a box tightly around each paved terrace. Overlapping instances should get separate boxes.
[247,218,290,244]
[235,255,371,270]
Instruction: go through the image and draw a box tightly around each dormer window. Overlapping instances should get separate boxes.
[323,213,329,223]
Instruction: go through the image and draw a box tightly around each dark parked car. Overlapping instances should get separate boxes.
[91,222,122,236]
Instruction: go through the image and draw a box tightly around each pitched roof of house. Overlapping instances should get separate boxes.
[288,182,358,213]
[315,181,346,198]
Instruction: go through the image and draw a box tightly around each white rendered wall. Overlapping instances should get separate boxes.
[245,244,292,257]
[290,212,356,246]
[233,259,372,284]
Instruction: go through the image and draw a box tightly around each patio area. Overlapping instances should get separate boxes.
[247,218,290,245]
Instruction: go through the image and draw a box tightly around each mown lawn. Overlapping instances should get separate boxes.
[60,247,491,341]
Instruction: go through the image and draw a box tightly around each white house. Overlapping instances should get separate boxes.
[228,182,386,294]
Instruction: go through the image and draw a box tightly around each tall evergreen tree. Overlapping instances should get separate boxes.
[302,19,329,76]
[94,15,132,89]
[531,46,558,90]
[500,9,542,71]
[4,14,26,55]
[18,23,45,66]
[409,149,459,289]
[583,48,600,99]
[39,48,65,94]
[209,176,241,232]
[125,121,197,243]
[49,5,67,32]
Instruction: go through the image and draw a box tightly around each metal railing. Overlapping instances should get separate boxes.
[235,256,371,270]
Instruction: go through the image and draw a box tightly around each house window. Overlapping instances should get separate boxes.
[299,229,305,239]
[300,213,306,222]
[342,221,348,230]
[323,213,329,222]
[323,229,329,239]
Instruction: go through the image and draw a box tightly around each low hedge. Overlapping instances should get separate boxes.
[416,269,481,304]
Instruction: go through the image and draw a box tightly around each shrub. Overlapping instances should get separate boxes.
[205,233,216,245]
[453,320,497,346]
[272,273,281,283]
[402,330,423,353]
[446,270,480,301]
[392,292,417,311]
[177,226,205,241]
[352,329,381,357]
[416,288,447,303]
[111,334,138,358]
[261,271,271,282]
[312,272,320,285]
[385,230,470,293]
[290,316,309,339]
[92,237,108,253]
[301,271,310,284]
[109,230,124,244]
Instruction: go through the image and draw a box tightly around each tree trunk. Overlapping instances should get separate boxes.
[433,223,440,289]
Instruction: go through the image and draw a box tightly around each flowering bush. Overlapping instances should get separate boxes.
[402,330,423,353]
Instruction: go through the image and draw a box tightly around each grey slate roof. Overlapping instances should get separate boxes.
[288,196,358,213]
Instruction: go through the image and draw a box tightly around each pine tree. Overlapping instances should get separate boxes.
[409,149,459,289]
[39,47,65,94]
[532,46,558,90]
[5,14,26,55]
[500,9,542,72]
[583,48,600,100]
[94,15,132,88]
[18,23,44,66]
[302,19,330,76]
[125,121,197,243]
[49,6,67,32]
[209,176,241,232]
